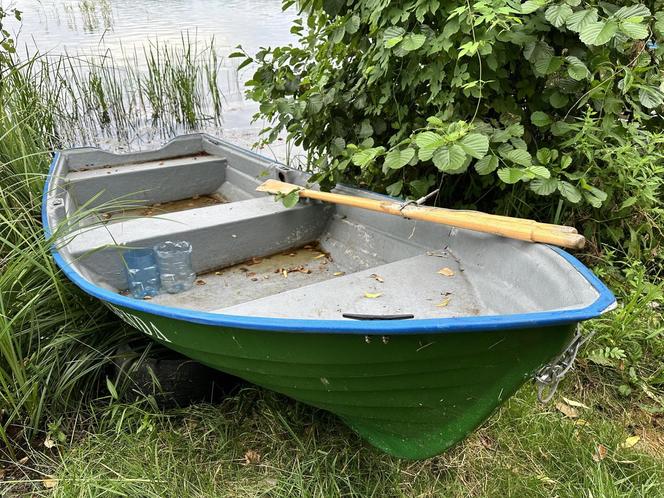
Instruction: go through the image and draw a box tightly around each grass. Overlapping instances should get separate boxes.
[0,34,223,448]
[0,15,663,497]
[4,380,663,497]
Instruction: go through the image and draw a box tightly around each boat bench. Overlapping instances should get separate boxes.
[64,197,331,289]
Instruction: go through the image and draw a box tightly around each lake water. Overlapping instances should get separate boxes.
[8,0,297,158]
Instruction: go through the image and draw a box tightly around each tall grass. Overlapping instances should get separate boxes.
[0,35,225,451]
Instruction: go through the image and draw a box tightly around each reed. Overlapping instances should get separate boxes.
[0,35,225,450]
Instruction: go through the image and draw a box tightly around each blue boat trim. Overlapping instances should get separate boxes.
[42,144,617,335]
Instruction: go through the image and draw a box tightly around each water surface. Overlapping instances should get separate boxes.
[9,0,297,158]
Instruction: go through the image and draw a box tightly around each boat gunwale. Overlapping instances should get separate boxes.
[42,135,617,335]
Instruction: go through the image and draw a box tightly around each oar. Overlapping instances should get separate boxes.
[256,180,586,249]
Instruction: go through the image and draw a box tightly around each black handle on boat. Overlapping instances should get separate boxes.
[342,313,415,320]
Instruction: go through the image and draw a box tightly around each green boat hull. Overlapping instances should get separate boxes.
[110,304,574,460]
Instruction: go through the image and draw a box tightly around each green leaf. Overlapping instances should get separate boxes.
[558,181,582,203]
[415,131,445,161]
[383,147,415,169]
[530,177,559,195]
[566,8,598,32]
[386,179,403,197]
[351,147,384,167]
[433,145,467,172]
[474,154,499,175]
[584,184,608,201]
[549,91,569,108]
[566,56,590,80]
[281,189,300,208]
[619,21,649,40]
[497,168,526,184]
[655,12,664,36]
[505,149,532,167]
[401,33,426,51]
[521,0,545,14]
[459,133,489,159]
[531,111,552,127]
[528,165,551,178]
[345,15,360,34]
[638,86,664,108]
[534,54,564,75]
[579,20,618,46]
[358,121,373,138]
[545,4,573,28]
[551,121,575,136]
[106,377,118,400]
[409,177,436,198]
[426,116,444,127]
[614,4,650,20]
[383,26,405,48]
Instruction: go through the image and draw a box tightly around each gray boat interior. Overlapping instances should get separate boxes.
[45,134,600,321]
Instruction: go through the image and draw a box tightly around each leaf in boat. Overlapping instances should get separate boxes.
[620,435,641,449]
[592,444,608,462]
[437,267,455,277]
[555,401,579,418]
[333,271,345,276]
[364,292,383,298]
[196,279,206,286]
[370,273,385,283]
[562,397,590,410]
[281,189,300,208]
[436,297,451,307]
[314,253,327,259]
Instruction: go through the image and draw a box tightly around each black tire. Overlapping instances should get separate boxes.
[114,341,240,408]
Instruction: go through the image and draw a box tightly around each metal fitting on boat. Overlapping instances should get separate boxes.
[535,326,595,403]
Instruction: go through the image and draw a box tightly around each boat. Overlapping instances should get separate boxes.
[42,134,616,459]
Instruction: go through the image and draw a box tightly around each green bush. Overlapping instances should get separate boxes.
[241,0,664,252]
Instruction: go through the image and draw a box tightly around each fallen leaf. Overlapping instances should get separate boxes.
[555,401,579,419]
[333,272,345,276]
[282,269,288,278]
[370,273,385,283]
[43,436,56,449]
[562,397,590,410]
[620,435,641,449]
[364,292,383,299]
[593,444,608,462]
[42,477,58,489]
[314,253,327,259]
[214,271,222,275]
[243,450,261,465]
[436,297,451,307]
[196,279,206,286]
[437,267,455,277]
[143,295,152,300]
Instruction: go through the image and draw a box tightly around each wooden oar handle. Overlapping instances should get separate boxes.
[256,180,585,249]
[390,204,585,249]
